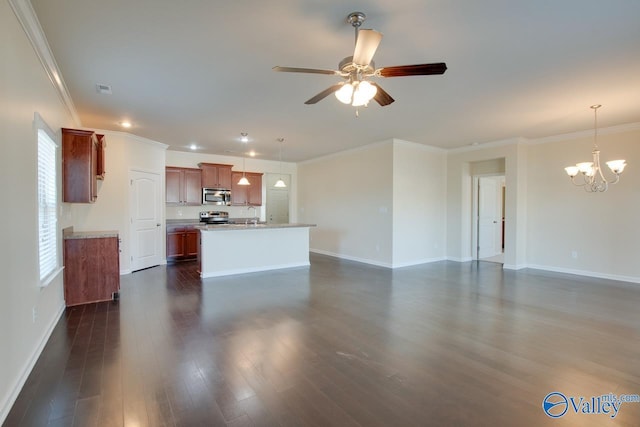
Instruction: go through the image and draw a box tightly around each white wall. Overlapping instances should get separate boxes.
[392,140,447,267]
[298,141,394,266]
[0,2,74,421]
[525,127,640,281]
[67,131,167,273]
[165,150,297,222]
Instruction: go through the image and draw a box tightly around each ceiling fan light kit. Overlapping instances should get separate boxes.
[273,11,447,110]
[564,105,627,192]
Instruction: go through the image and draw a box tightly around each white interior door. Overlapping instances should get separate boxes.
[266,173,290,224]
[478,176,502,259]
[130,170,162,272]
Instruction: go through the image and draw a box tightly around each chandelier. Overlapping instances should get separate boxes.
[564,105,626,192]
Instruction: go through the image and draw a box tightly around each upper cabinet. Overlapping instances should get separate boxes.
[199,163,233,189]
[231,172,263,206]
[166,167,202,205]
[62,128,102,203]
[95,134,106,180]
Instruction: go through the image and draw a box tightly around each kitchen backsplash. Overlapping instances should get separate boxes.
[166,204,263,221]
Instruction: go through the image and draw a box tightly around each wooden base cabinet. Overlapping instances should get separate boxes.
[63,235,120,306]
[167,225,199,262]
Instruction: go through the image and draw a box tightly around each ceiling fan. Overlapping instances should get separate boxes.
[273,11,447,108]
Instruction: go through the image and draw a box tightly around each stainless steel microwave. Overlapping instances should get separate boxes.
[202,188,231,205]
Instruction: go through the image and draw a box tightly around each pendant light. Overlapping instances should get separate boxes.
[238,155,250,185]
[238,132,250,185]
[274,137,287,188]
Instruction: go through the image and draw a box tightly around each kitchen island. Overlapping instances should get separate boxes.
[196,223,316,278]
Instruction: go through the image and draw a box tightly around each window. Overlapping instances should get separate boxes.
[36,115,59,285]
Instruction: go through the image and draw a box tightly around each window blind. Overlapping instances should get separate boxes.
[38,129,58,282]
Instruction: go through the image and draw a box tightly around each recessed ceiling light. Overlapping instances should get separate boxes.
[240,132,249,143]
[248,150,256,157]
[120,121,132,128]
[189,143,197,150]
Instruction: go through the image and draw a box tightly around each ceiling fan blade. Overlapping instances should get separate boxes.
[273,66,339,75]
[353,29,383,66]
[372,83,395,106]
[378,63,447,77]
[304,84,344,104]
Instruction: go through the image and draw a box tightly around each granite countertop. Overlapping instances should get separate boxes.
[63,229,119,239]
[196,223,316,231]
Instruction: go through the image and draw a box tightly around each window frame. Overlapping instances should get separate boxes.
[35,112,62,287]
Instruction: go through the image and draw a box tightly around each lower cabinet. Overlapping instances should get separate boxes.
[63,235,120,306]
[167,225,199,262]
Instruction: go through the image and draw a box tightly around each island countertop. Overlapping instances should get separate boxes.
[196,223,316,231]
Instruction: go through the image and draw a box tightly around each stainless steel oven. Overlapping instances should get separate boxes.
[202,188,231,205]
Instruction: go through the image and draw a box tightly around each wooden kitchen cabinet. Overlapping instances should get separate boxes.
[165,167,202,205]
[231,172,263,206]
[96,134,106,179]
[63,233,120,306]
[62,128,100,203]
[167,224,199,262]
[199,163,233,189]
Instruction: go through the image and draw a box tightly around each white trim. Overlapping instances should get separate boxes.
[392,257,447,268]
[393,139,447,153]
[299,139,394,165]
[526,264,640,284]
[502,263,527,270]
[0,302,65,425]
[9,0,80,127]
[310,248,393,268]
[200,262,310,278]
[526,121,640,146]
[447,137,525,154]
[89,129,169,150]
[446,256,474,262]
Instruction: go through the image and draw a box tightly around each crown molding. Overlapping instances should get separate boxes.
[9,0,81,126]
[526,121,640,145]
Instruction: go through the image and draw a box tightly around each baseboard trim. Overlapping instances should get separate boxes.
[446,256,473,263]
[0,302,65,425]
[392,257,447,268]
[310,249,393,268]
[502,263,527,270]
[310,249,447,269]
[526,264,640,284]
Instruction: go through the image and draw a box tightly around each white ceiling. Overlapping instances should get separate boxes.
[30,0,640,162]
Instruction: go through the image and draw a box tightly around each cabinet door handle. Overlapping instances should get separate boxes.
[156,223,161,227]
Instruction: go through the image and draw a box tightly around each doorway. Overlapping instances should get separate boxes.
[266,173,290,224]
[129,170,163,272]
[473,175,505,264]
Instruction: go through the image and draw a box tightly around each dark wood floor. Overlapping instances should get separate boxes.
[5,254,640,426]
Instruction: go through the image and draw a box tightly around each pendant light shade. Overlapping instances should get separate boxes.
[274,138,287,188]
[238,154,250,185]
